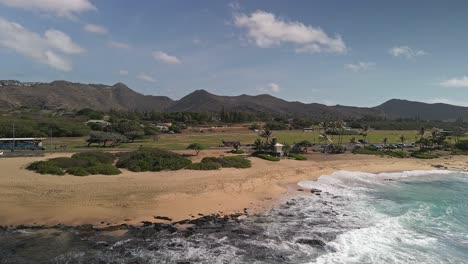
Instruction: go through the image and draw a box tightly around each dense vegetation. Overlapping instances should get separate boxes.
[254,153,280,161]
[26,152,120,176]
[201,156,252,168]
[116,148,191,172]
[185,161,221,170]
[287,153,307,160]
[352,147,408,158]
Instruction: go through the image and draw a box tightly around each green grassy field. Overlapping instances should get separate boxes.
[45,129,466,151]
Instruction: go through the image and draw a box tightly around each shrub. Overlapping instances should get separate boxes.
[47,157,88,168]
[230,149,245,154]
[27,161,65,175]
[186,161,221,170]
[451,149,468,155]
[353,147,408,158]
[288,153,307,160]
[352,147,380,155]
[66,167,90,176]
[385,151,408,158]
[201,156,252,168]
[72,152,116,164]
[87,164,121,175]
[116,148,191,172]
[254,153,280,161]
[27,151,120,176]
[454,141,468,151]
[411,151,439,159]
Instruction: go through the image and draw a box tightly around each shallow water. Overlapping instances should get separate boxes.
[1,170,467,264]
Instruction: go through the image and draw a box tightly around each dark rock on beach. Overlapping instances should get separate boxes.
[296,238,326,247]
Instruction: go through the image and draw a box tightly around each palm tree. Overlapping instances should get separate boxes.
[361,124,369,145]
[417,127,426,140]
[319,134,333,144]
[319,121,329,134]
[399,135,406,151]
[349,137,357,145]
[381,137,389,150]
[430,128,443,149]
[319,133,333,153]
[335,120,346,145]
[260,128,273,144]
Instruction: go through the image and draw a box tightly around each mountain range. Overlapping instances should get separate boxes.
[1,80,467,121]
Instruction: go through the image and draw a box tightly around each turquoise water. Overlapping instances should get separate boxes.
[299,170,468,263]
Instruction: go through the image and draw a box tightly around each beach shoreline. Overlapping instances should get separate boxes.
[0,150,467,227]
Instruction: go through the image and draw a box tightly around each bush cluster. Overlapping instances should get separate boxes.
[230,149,245,154]
[410,151,439,159]
[27,151,120,176]
[352,147,408,158]
[288,153,307,160]
[186,161,221,170]
[454,141,468,151]
[116,148,191,172]
[201,156,252,168]
[254,153,280,162]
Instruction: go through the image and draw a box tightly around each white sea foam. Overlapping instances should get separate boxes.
[296,170,467,264]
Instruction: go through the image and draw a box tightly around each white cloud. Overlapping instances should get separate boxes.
[258,82,281,93]
[0,16,84,71]
[108,41,130,49]
[152,51,181,64]
[84,23,108,34]
[44,29,85,54]
[439,76,468,87]
[228,2,241,10]
[389,46,427,59]
[344,62,375,72]
[137,73,156,83]
[118,70,128,75]
[234,10,347,54]
[0,0,96,18]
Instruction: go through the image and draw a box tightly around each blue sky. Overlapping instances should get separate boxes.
[1,0,468,107]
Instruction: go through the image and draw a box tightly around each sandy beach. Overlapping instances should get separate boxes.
[0,150,467,226]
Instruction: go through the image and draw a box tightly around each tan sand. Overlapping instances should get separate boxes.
[0,150,467,226]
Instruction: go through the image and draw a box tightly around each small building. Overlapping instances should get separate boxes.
[273,143,284,157]
[0,138,46,150]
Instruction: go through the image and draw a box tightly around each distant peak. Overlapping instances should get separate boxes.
[113,82,129,88]
[192,89,210,94]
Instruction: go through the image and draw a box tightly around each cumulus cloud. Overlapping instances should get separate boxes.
[118,70,128,75]
[439,76,468,88]
[0,0,96,18]
[234,10,347,54]
[152,51,181,64]
[389,46,427,59]
[44,29,85,54]
[344,62,375,72]
[108,41,130,49]
[84,23,108,34]
[258,82,281,93]
[137,73,156,83]
[0,16,84,71]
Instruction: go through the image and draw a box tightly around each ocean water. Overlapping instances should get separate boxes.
[1,170,467,264]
